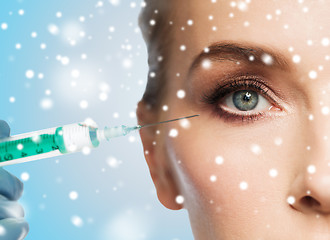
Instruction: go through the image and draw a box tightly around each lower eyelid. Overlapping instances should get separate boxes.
[214,107,285,125]
[210,107,265,124]
[220,104,283,117]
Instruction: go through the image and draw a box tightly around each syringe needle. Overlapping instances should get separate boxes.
[138,114,200,129]
[95,114,201,141]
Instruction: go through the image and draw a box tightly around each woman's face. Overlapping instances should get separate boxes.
[138,0,330,239]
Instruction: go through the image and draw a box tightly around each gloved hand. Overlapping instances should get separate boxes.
[0,120,29,239]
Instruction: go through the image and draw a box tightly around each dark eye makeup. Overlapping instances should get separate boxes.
[200,74,283,124]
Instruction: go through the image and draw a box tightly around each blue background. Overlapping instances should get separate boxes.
[0,0,194,239]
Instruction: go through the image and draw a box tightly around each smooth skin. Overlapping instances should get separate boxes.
[0,120,29,239]
[137,0,330,239]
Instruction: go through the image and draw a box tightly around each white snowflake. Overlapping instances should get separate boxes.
[321,106,329,115]
[48,24,60,35]
[69,191,79,200]
[309,70,317,79]
[71,215,84,227]
[1,23,8,30]
[80,100,88,109]
[215,156,224,165]
[176,90,186,99]
[9,96,15,103]
[307,165,316,174]
[40,98,53,110]
[250,144,262,155]
[292,54,301,63]
[175,195,184,204]
[21,172,30,181]
[261,53,273,65]
[25,70,35,79]
[269,168,278,178]
[240,181,248,190]
[71,69,80,78]
[180,45,186,51]
[202,59,212,69]
[210,175,217,182]
[322,37,330,46]
[287,196,295,205]
[169,129,178,138]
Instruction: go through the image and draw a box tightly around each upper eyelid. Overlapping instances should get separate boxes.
[200,74,290,109]
[201,76,272,102]
[191,63,290,103]
[222,80,274,103]
[223,74,281,98]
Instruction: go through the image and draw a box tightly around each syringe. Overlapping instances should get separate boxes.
[0,114,200,167]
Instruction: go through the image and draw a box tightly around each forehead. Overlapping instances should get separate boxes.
[168,0,330,54]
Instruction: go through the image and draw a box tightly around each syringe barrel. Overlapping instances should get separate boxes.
[56,123,100,153]
[0,127,60,166]
[0,123,100,166]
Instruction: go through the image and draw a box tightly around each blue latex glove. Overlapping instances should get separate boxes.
[0,120,29,239]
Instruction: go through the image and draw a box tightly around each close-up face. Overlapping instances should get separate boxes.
[137,0,330,239]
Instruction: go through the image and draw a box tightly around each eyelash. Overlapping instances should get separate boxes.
[201,77,280,123]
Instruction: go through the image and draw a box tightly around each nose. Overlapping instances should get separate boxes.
[289,113,330,215]
[290,168,330,214]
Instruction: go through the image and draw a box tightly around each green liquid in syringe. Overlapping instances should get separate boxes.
[0,134,59,163]
[0,123,100,166]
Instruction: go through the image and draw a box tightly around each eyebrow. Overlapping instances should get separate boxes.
[190,41,292,72]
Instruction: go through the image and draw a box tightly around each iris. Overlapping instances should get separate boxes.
[232,90,258,111]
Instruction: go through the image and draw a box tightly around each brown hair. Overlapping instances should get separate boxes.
[138,1,174,112]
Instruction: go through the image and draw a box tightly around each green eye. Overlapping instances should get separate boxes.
[232,90,259,111]
[223,89,271,113]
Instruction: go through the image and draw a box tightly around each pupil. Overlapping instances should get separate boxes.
[243,92,252,102]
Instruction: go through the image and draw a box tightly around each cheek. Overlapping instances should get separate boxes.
[165,116,303,235]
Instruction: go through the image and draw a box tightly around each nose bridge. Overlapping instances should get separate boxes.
[288,78,330,214]
[307,81,330,178]
[312,117,330,162]
[304,116,330,197]
[310,78,330,160]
